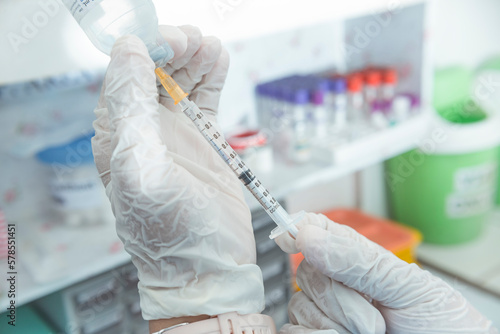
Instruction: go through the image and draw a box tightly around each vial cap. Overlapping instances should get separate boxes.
[255,84,266,96]
[227,130,267,151]
[314,78,330,92]
[329,77,347,93]
[371,100,383,113]
[382,68,398,84]
[275,85,290,101]
[293,88,310,104]
[311,90,324,105]
[365,70,381,86]
[149,32,175,67]
[36,133,95,166]
[371,100,391,114]
[347,74,363,92]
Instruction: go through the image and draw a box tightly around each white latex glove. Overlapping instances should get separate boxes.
[91,26,264,320]
[275,212,498,334]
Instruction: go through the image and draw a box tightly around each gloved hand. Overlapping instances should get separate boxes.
[275,212,498,334]
[91,26,264,320]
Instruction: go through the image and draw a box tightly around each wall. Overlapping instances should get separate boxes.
[432,0,500,68]
[219,21,342,129]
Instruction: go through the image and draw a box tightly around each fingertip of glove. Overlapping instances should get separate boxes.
[158,25,188,62]
[106,35,157,101]
[203,35,222,48]
[200,36,223,63]
[296,224,329,254]
[274,212,327,255]
[274,232,299,255]
[179,25,202,44]
[215,45,231,78]
[111,35,149,59]
[220,47,230,67]
[108,35,156,75]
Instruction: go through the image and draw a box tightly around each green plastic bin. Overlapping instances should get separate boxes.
[386,68,499,244]
[475,57,500,205]
[386,148,497,244]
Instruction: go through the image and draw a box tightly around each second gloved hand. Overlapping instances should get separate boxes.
[92,26,264,321]
[275,212,498,334]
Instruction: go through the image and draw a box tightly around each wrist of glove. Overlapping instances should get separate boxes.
[92,26,265,320]
[275,212,498,334]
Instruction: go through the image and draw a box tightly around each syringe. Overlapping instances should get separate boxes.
[155,67,301,239]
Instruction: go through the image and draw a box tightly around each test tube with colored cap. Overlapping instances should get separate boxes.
[382,68,398,101]
[329,77,348,131]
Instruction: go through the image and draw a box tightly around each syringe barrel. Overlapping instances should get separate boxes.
[178,97,299,239]
[180,99,251,177]
[243,176,298,238]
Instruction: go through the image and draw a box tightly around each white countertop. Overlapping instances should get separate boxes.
[418,211,500,298]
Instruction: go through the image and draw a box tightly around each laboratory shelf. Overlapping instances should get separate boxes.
[0,225,131,311]
[3,253,131,311]
[246,111,432,210]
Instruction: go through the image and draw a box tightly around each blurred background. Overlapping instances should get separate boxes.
[0,0,500,333]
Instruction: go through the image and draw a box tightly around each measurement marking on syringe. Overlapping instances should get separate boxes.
[158,72,298,238]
